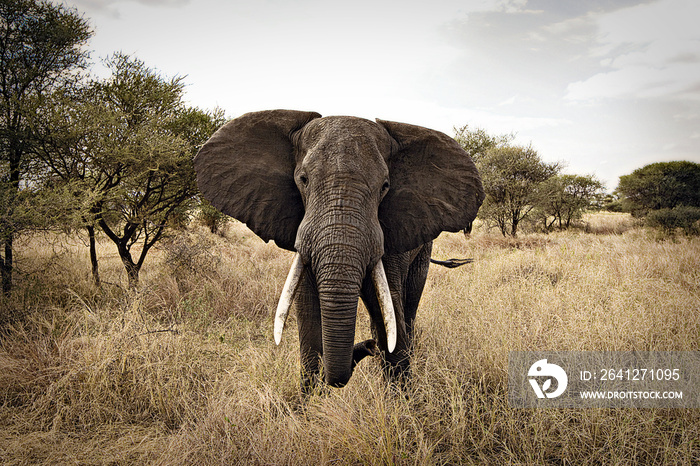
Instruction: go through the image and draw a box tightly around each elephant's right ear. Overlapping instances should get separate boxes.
[194,109,321,251]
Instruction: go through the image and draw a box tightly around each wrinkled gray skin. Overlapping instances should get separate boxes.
[194,110,484,391]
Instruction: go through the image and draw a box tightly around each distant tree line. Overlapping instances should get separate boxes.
[1,0,224,294]
[454,119,700,237]
[453,125,604,236]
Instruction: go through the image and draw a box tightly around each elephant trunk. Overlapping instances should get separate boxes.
[317,281,360,387]
[274,254,396,373]
[292,184,387,388]
[313,237,367,387]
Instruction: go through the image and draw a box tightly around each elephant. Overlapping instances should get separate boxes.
[194,109,484,391]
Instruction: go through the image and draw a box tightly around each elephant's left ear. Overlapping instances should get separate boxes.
[376,119,485,254]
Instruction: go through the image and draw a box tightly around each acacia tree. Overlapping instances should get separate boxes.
[32,84,116,286]
[87,54,223,288]
[535,174,604,231]
[453,125,514,234]
[476,145,559,236]
[0,0,91,294]
[453,124,514,162]
[35,54,223,288]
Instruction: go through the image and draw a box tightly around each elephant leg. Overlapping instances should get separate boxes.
[294,267,323,395]
[361,251,415,385]
[403,242,432,345]
[361,245,431,386]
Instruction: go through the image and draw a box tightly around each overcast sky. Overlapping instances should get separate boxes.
[61,0,700,190]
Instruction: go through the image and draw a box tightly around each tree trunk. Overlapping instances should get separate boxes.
[3,146,22,296]
[498,216,508,236]
[2,237,12,296]
[87,225,100,287]
[118,245,140,289]
[511,211,520,237]
[97,218,142,289]
[125,260,140,289]
[462,221,473,237]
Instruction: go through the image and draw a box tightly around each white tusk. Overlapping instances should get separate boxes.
[274,253,304,345]
[371,260,397,353]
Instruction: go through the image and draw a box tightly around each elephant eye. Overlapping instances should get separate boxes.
[381,181,390,194]
[298,174,309,187]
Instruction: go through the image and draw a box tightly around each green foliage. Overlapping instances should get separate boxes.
[601,193,624,212]
[0,0,92,294]
[474,144,560,236]
[0,0,91,96]
[616,161,700,216]
[535,174,604,231]
[33,53,224,288]
[197,198,230,235]
[453,126,565,236]
[453,124,514,163]
[0,180,65,244]
[616,161,700,236]
[645,206,700,236]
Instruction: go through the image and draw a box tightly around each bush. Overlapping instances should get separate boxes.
[197,200,229,235]
[604,200,625,213]
[617,161,700,216]
[645,206,700,235]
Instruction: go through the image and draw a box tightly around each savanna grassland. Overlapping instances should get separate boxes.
[1,213,699,465]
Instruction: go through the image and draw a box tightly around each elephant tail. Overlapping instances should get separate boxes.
[430,258,474,268]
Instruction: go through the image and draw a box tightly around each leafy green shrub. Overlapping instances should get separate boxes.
[645,206,700,235]
[197,199,229,235]
[617,161,700,216]
[604,199,625,213]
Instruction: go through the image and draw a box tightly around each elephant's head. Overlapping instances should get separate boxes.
[194,110,483,387]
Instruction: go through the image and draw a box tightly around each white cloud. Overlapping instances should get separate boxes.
[498,95,536,106]
[68,0,188,9]
[493,0,538,14]
[566,64,700,102]
[64,0,189,18]
[565,0,700,103]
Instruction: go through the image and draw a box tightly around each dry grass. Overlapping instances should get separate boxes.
[581,212,639,235]
[2,214,699,464]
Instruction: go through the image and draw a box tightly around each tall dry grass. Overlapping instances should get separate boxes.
[1,213,699,464]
